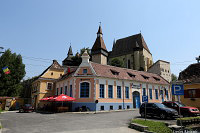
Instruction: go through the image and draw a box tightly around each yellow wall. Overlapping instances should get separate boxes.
[181,83,200,110]
[41,69,64,79]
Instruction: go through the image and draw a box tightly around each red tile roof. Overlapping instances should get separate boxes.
[91,62,169,85]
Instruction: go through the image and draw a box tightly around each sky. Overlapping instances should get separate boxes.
[0,0,200,79]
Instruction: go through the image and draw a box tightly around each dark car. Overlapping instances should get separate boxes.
[162,101,200,117]
[19,104,34,113]
[139,103,179,119]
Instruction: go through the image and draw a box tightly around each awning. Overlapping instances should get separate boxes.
[50,94,75,102]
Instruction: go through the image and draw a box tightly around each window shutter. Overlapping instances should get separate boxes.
[184,90,189,98]
[196,89,200,98]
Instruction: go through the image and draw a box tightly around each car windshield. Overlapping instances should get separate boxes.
[154,103,167,108]
[25,104,31,107]
[176,102,185,107]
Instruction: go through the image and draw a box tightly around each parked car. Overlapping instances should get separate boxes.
[19,104,34,113]
[139,103,179,119]
[162,101,200,117]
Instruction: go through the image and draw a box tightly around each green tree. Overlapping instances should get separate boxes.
[71,47,91,66]
[110,58,124,67]
[0,49,25,96]
[171,73,177,82]
[20,76,38,98]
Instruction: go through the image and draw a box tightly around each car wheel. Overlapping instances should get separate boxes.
[141,112,145,118]
[160,113,166,119]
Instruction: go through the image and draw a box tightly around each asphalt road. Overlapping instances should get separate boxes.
[0,110,140,133]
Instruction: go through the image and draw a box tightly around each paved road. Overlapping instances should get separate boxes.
[0,110,140,133]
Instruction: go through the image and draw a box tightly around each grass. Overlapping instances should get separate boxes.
[176,116,200,121]
[131,119,172,133]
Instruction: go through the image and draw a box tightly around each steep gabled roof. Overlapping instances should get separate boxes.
[91,26,107,54]
[38,60,63,78]
[109,33,151,58]
[90,62,169,85]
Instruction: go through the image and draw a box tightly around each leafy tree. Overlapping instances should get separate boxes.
[71,47,91,66]
[20,76,38,98]
[0,49,25,96]
[110,58,124,67]
[171,73,177,82]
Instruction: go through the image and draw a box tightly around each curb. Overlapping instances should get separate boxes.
[0,121,2,133]
[66,109,137,114]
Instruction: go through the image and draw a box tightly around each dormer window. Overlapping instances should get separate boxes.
[110,69,119,75]
[141,75,149,80]
[127,72,135,78]
[153,77,160,81]
[83,69,87,74]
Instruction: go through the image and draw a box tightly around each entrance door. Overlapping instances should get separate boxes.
[132,91,140,108]
[160,90,164,102]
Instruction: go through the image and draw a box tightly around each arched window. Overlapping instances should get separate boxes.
[80,82,90,98]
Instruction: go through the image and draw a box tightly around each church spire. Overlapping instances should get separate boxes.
[97,22,103,37]
[68,45,73,57]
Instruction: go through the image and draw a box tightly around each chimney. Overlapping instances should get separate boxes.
[81,50,90,63]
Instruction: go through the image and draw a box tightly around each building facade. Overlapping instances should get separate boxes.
[32,25,171,111]
[108,33,153,71]
[148,60,171,83]
[178,62,200,110]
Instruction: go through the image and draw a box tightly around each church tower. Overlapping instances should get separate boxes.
[62,46,74,66]
[91,25,108,65]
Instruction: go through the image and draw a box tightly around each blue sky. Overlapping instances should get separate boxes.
[0,0,200,79]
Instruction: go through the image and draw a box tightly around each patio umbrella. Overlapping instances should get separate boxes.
[52,94,75,102]
[40,97,50,101]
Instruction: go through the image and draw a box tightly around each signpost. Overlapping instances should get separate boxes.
[142,96,148,121]
[172,83,184,129]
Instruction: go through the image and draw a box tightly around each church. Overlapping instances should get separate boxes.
[31,25,171,111]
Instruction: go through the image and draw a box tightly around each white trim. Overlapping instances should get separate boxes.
[46,82,53,90]
[79,81,91,98]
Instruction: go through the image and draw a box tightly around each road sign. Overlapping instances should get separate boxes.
[142,96,148,102]
[172,84,184,95]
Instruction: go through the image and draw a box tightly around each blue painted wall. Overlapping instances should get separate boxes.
[72,102,133,111]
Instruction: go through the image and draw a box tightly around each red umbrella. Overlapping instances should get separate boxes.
[51,94,75,102]
[40,97,50,101]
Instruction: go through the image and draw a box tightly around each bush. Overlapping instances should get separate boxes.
[131,119,172,133]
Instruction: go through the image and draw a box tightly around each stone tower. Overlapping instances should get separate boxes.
[91,25,108,65]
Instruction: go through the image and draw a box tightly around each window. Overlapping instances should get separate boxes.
[143,88,146,96]
[118,105,122,110]
[188,89,196,98]
[117,86,121,98]
[128,60,131,69]
[110,106,113,110]
[125,87,129,99]
[60,74,62,77]
[47,83,53,90]
[51,72,53,75]
[100,106,104,110]
[99,84,105,98]
[83,69,87,74]
[127,105,130,109]
[149,89,152,99]
[108,85,113,98]
[70,85,73,97]
[65,86,67,95]
[60,87,63,94]
[141,75,149,80]
[155,89,158,99]
[127,72,135,78]
[110,69,119,75]
[80,82,89,98]
[153,77,160,81]
[165,89,169,99]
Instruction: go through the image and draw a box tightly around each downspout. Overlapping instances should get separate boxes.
[122,81,125,109]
